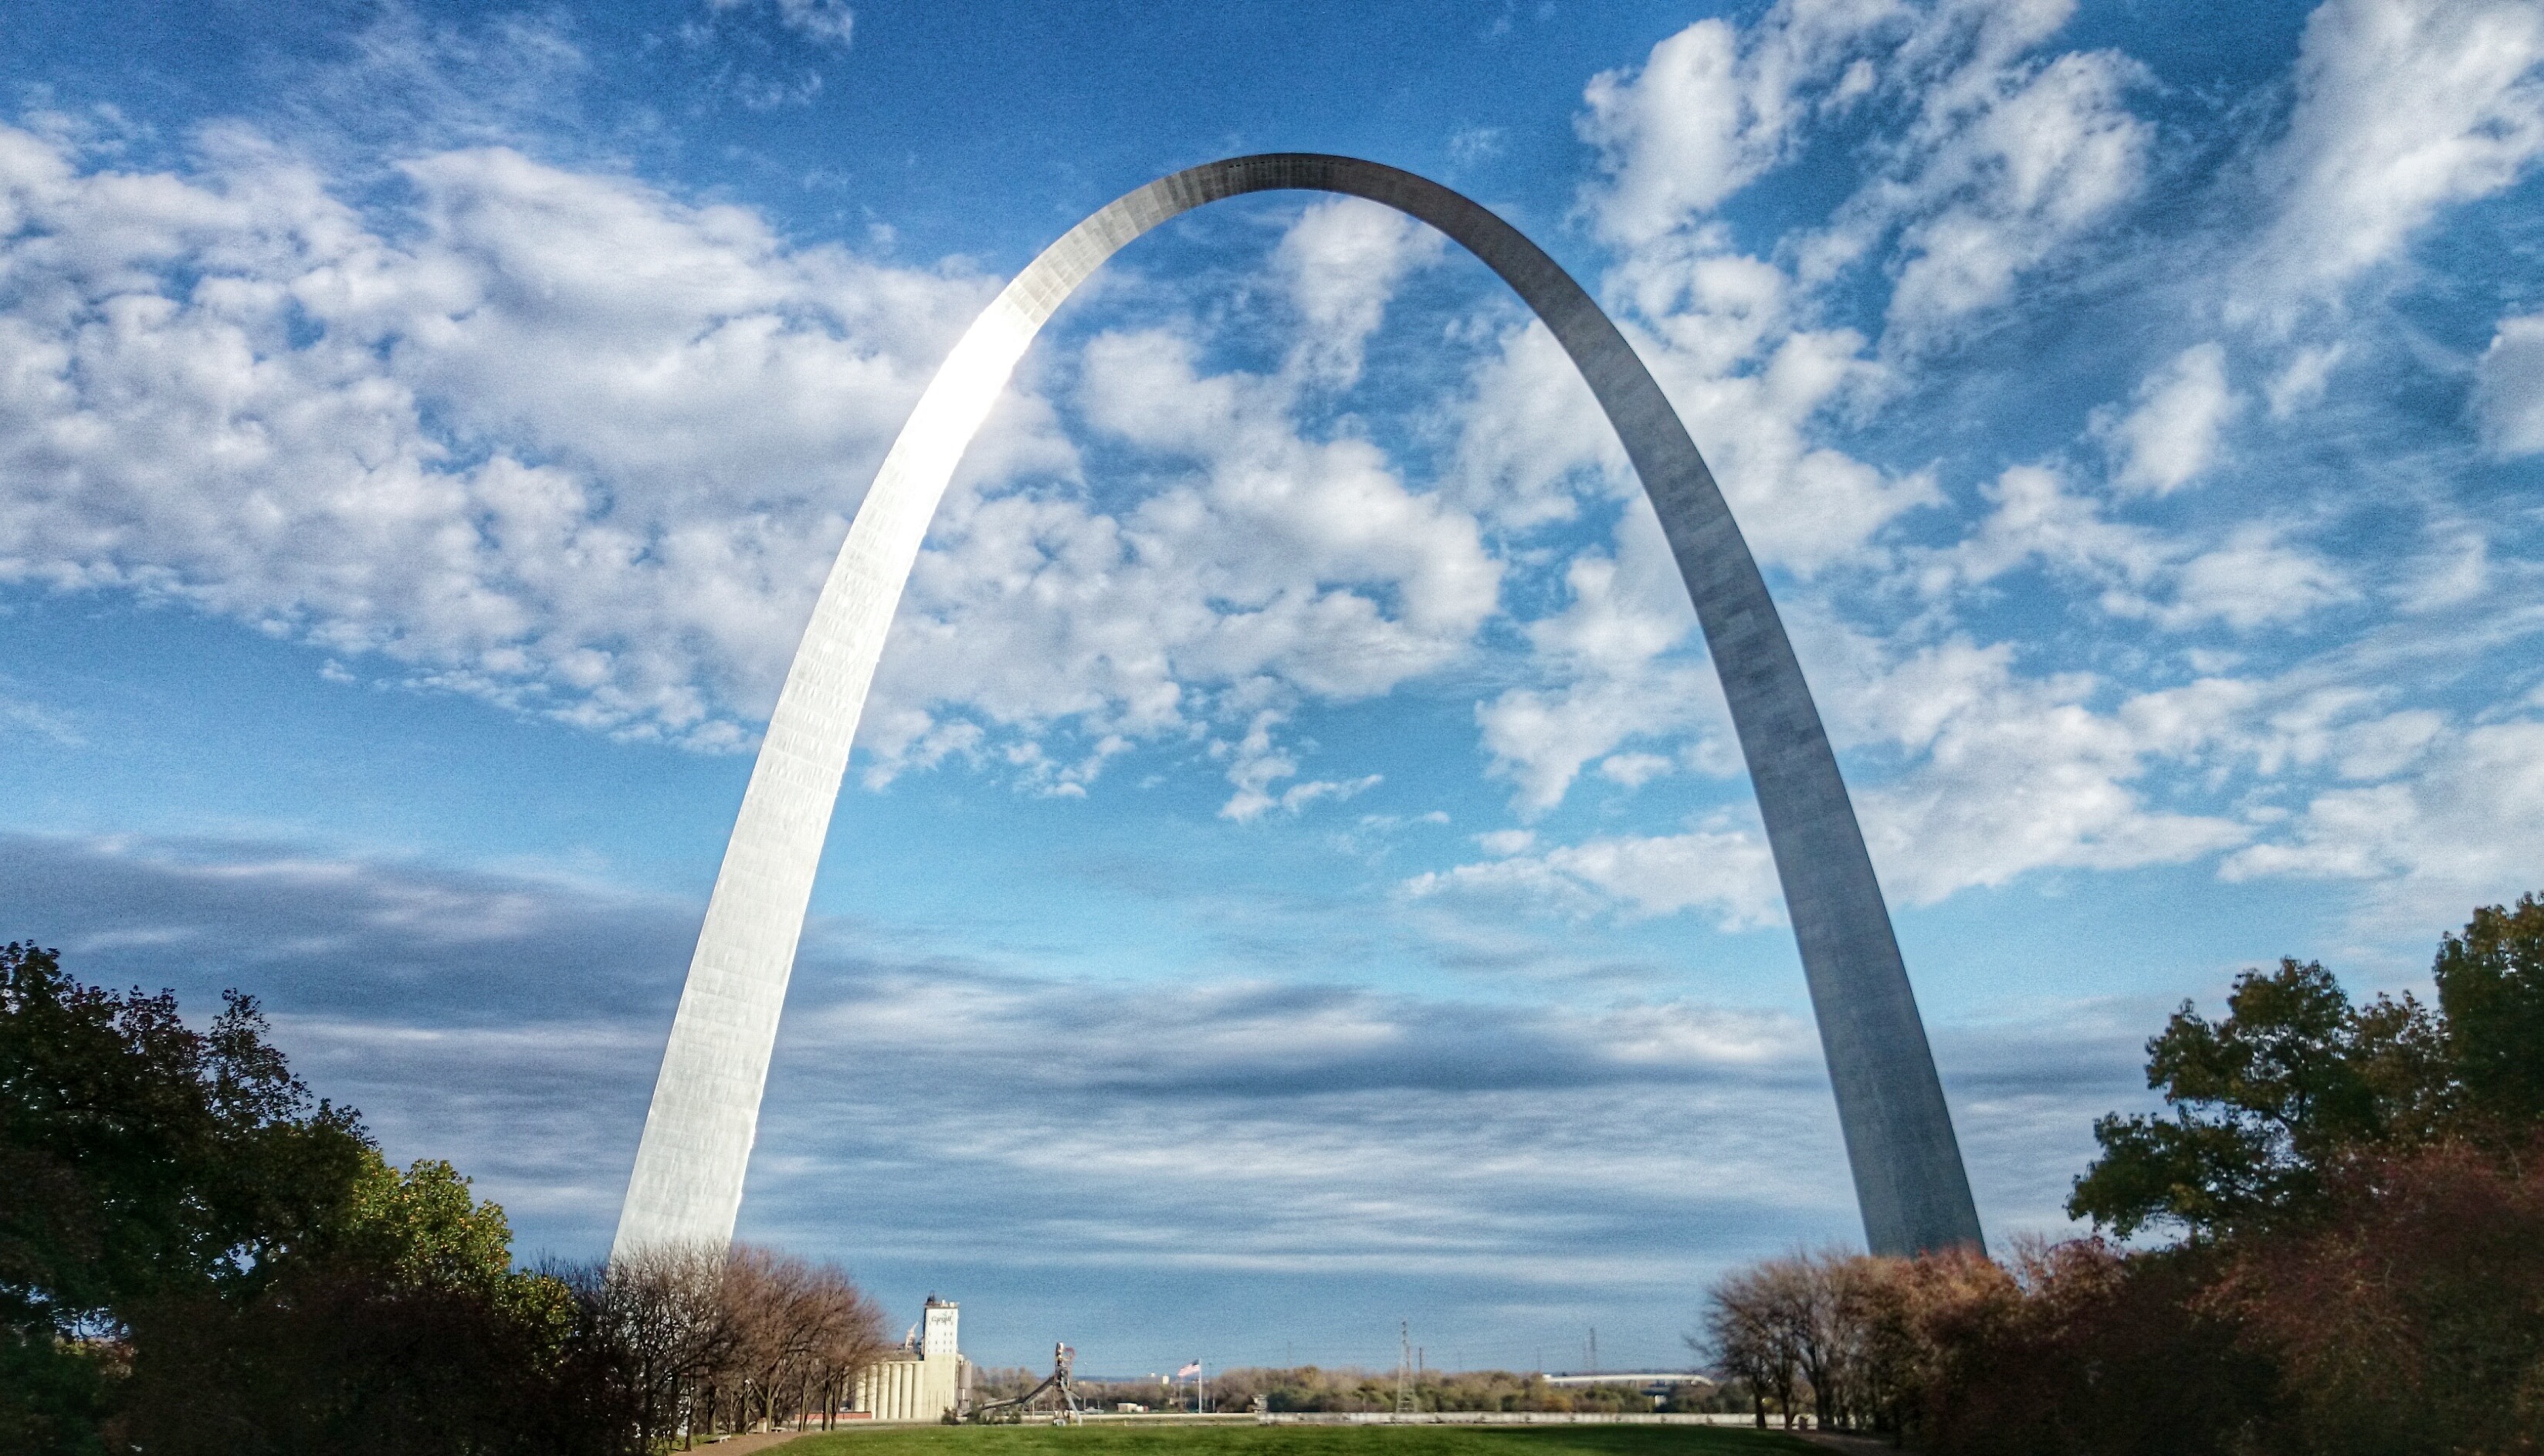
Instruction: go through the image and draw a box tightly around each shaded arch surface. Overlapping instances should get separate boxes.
[613,154,1983,1261]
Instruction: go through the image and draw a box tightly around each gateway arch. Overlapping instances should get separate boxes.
[613,154,1984,1261]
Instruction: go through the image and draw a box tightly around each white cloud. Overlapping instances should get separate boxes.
[1472,504,1729,817]
[1577,0,1908,249]
[1406,825,1784,929]
[0,125,999,747]
[1213,710,1384,823]
[0,128,1496,794]
[1929,462,2156,589]
[2243,0,2544,319]
[1446,124,1503,167]
[2473,312,2544,456]
[867,197,1499,804]
[1274,197,1444,387]
[709,0,856,47]
[1824,635,2250,903]
[1645,318,1936,573]
[2126,526,2349,633]
[1599,752,1675,788]
[2264,343,2345,420]
[0,689,80,746]
[1874,47,2150,343]
[1929,463,2346,633]
[2224,719,2544,931]
[1746,0,2151,349]
[1455,232,1928,578]
[2096,343,2238,495]
[1445,316,1631,532]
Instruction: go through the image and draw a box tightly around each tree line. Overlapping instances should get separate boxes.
[1057,1365,1719,1415]
[567,1242,890,1448]
[0,942,889,1454]
[1699,891,2544,1455]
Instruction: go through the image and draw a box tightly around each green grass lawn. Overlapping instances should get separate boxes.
[780,1423,1819,1455]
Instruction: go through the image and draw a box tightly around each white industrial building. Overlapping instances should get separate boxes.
[854,1296,970,1422]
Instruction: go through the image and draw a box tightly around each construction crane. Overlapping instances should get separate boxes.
[967,1342,1084,1425]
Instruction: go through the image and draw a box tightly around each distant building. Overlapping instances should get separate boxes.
[853,1296,971,1421]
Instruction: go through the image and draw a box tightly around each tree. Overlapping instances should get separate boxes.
[2054,892,2544,1453]
[568,1243,736,1448]
[564,1242,887,1444]
[1699,1258,1804,1428]
[2,942,636,1454]
[717,1246,885,1432]
[2067,958,2444,1239]
[2073,894,2544,1244]
[2,942,371,1453]
[2220,1140,2544,1456]
[2434,891,2544,1132]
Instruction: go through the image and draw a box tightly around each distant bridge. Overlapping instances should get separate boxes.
[1539,1373,1714,1388]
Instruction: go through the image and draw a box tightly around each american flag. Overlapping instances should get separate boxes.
[1177,1361,1201,1378]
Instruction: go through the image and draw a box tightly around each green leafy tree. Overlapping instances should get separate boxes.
[3,942,635,1454]
[2074,896,2544,1244]
[2,942,372,1452]
[2434,890,2544,1131]
[2067,957,2447,1239]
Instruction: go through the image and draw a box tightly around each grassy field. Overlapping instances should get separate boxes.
[780,1422,1819,1455]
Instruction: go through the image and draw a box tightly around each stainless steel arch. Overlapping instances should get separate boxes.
[612,154,1983,1261]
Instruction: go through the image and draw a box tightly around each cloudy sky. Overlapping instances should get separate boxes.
[5,0,2542,1376]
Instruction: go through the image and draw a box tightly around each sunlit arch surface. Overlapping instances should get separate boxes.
[612,154,1983,1261]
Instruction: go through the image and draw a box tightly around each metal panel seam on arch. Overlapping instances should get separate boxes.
[611,154,1985,1262]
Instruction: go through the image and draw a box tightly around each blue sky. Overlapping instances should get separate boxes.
[5,0,2542,1377]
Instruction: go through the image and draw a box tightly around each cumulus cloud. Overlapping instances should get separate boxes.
[1274,197,1445,387]
[2242,0,2544,320]
[1931,463,2346,632]
[1444,316,1630,533]
[0,124,1001,747]
[1577,0,1905,250]
[1868,46,2151,344]
[1405,825,1784,929]
[0,127,1499,806]
[1783,630,2246,904]
[2223,719,2544,931]
[1729,0,2153,349]
[2123,526,2349,634]
[870,303,1502,810]
[2473,312,2544,456]
[1461,0,2495,920]
[1599,752,1675,788]
[1645,319,1936,573]
[1472,505,1732,817]
[2096,343,2239,496]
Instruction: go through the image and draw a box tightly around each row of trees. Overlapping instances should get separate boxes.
[1700,891,2544,1454]
[0,942,889,1454]
[1064,1365,1710,1414]
[574,1243,889,1446]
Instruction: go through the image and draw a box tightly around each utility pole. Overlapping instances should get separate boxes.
[1396,1321,1414,1418]
[1588,1326,1598,1376]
